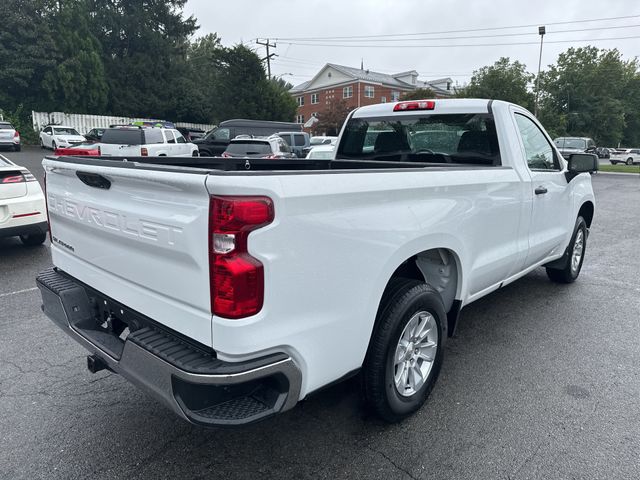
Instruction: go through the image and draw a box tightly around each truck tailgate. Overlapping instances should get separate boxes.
[43,158,213,347]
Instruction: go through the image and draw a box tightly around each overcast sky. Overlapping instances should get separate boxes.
[185,0,639,88]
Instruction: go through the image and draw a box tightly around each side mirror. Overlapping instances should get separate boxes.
[566,153,598,182]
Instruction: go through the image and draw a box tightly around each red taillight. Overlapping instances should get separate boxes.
[1,174,25,184]
[264,154,279,159]
[393,100,435,112]
[141,147,148,156]
[97,145,101,156]
[209,196,274,319]
[14,131,20,139]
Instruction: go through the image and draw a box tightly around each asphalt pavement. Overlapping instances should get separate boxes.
[1,146,639,480]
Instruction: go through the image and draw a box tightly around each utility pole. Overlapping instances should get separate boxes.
[256,39,277,79]
[534,25,545,117]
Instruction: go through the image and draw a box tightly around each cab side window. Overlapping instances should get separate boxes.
[514,114,560,171]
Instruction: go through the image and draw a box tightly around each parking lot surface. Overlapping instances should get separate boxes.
[1,147,639,479]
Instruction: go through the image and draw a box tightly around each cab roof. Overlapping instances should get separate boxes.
[352,98,496,118]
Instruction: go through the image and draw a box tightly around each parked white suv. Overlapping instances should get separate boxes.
[0,154,47,245]
[40,125,86,150]
[98,126,199,157]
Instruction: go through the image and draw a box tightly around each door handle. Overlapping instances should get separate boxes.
[535,186,548,195]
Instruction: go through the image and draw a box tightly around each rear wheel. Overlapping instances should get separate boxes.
[546,216,587,283]
[192,150,199,157]
[51,141,56,151]
[14,144,21,152]
[363,279,445,422]
[610,161,617,165]
[626,158,633,165]
[20,232,47,246]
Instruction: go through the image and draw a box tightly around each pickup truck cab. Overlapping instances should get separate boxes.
[99,126,199,157]
[37,99,597,427]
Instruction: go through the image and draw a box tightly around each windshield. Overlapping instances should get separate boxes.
[204,127,230,141]
[101,129,143,145]
[225,141,272,155]
[337,113,500,165]
[53,127,81,136]
[555,138,586,149]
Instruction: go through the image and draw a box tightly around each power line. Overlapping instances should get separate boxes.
[281,23,640,44]
[273,13,640,41]
[278,34,640,49]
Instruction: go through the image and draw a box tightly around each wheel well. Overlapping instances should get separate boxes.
[386,248,459,313]
[578,201,594,228]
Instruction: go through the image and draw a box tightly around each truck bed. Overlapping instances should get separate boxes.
[48,155,502,174]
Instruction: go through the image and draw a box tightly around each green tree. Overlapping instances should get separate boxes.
[213,44,296,122]
[86,0,198,117]
[538,47,639,146]
[0,0,58,112]
[457,57,534,109]
[43,0,108,112]
[400,88,436,100]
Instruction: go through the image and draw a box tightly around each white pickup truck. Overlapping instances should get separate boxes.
[37,99,597,427]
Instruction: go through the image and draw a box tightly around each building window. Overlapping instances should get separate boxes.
[343,86,353,98]
[447,82,452,91]
[364,85,375,98]
[297,96,304,107]
[391,91,400,102]
[381,96,387,103]
[296,114,304,124]
[311,93,319,104]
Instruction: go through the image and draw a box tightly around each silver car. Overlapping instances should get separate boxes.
[0,121,21,152]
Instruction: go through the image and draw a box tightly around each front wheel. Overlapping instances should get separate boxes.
[546,216,587,283]
[51,141,56,150]
[192,150,199,157]
[363,279,445,423]
[610,161,617,165]
[626,158,633,165]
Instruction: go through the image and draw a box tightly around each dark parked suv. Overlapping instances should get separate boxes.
[194,119,302,156]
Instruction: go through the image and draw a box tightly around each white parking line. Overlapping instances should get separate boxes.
[0,287,38,298]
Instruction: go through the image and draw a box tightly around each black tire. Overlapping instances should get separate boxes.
[40,139,45,149]
[363,279,446,423]
[51,141,56,151]
[19,232,47,246]
[192,150,199,157]
[546,216,587,283]
[14,144,21,152]
[610,161,617,165]
[199,149,211,157]
[626,158,633,165]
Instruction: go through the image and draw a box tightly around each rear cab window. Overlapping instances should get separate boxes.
[0,123,15,130]
[226,141,272,155]
[337,113,501,166]
[101,129,143,145]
